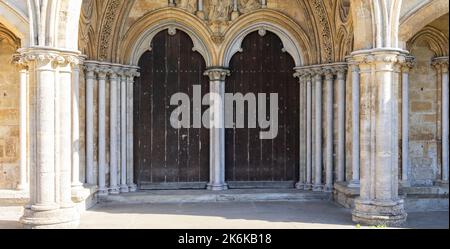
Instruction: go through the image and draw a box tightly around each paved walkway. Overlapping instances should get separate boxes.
[1,201,448,229]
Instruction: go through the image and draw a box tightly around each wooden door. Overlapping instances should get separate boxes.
[134,30,210,190]
[225,31,300,188]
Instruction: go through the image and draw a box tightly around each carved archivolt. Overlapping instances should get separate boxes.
[98,0,121,60]
[0,23,21,50]
[407,26,449,57]
[310,0,333,63]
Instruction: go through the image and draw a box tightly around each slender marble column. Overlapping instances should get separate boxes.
[348,63,360,188]
[352,50,407,227]
[305,75,313,190]
[400,57,415,187]
[324,69,334,192]
[433,58,450,183]
[84,62,97,185]
[72,58,84,196]
[120,70,129,192]
[261,0,267,8]
[57,57,75,209]
[295,75,306,189]
[205,68,230,191]
[97,65,109,196]
[337,68,347,183]
[313,72,323,191]
[109,66,120,194]
[18,66,28,190]
[442,61,449,183]
[126,67,139,192]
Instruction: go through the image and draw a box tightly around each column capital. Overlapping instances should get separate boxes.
[204,67,230,81]
[432,56,449,73]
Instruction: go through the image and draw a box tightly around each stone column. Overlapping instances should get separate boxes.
[120,69,129,192]
[17,64,28,191]
[400,57,415,187]
[97,64,109,196]
[313,71,323,192]
[205,68,230,191]
[126,67,139,192]
[336,67,347,183]
[196,0,205,19]
[442,59,449,183]
[352,50,407,227]
[297,76,306,189]
[348,62,360,188]
[72,56,85,198]
[19,48,79,229]
[109,66,120,194]
[433,57,449,184]
[305,75,313,190]
[84,62,97,186]
[261,0,267,8]
[324,68,334,192]
[231,0,239,20]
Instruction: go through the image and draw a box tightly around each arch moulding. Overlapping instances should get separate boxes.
[0,0,29,47]
[399,0,449,45]
[119,8,215,67]
[219,9,313,68]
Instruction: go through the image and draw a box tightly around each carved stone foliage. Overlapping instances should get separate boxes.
[176,0,197,13]
[206,0,233,23]
[310,0,333,63]
[239,0,261,14]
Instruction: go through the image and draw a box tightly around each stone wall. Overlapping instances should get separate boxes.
[0,27,20,189]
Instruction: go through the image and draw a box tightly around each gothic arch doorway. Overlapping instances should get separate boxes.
[225,31,300,188]
[134,29,210,190]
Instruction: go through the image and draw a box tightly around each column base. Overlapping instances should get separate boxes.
[352,198,407,227]
[295,182,311,190]
[324,185,333,193]
[97,188,109,197]
[435,180,449,187]
[120,185,130,193]
[347,180,360,188]
[207,183,229,191]
[109,186,120,195]
[128,184,138,192]
[71,185,88,203]
[313,184,323,192]
[231,11,240,21]
[20,206,80,229]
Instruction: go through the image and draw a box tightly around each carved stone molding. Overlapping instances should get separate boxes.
[310,0,333,63]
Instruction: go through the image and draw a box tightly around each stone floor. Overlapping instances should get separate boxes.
[1,201,448,229]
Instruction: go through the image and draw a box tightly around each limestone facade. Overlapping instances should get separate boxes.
[0,0,448,228]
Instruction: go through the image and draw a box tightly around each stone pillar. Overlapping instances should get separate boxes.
[352,50,407,227]
[97,64,109,196]
[84,62,97,186]
[17,65,28,191]
[109,66,120,194]
[348,62,360,188]
[126,67,139,192]
[205,68,230,191]
[19,48,79,229]
[324,69,334,192]
[433,57,449,184]
[295,75,305,189]
[196,0,205,19]
[400,57,415,187]
[72,57,85,198]
[305,75,313,190]
[120,69,129,192]
[313,71,323,191]
[261,0,267,8]
[336,67,347,183]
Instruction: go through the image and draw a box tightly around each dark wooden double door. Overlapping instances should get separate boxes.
[134,30,299,190]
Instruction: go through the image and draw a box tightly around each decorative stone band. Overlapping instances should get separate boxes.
[293,62,348,80]
[14,47,83,68]
[350,49,411,68]
[84,61,140,80]
[431,56,449,72]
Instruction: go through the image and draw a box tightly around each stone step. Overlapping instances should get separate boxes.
[100,189,332,204]
[0,190,29,206]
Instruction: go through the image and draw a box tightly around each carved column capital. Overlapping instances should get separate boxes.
[432,57,449,73]
[204,67,231,81]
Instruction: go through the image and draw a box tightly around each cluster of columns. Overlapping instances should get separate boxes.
[432,57,449,185]
[293,63,348,192]
[83,61,139,196]
[15,47,83,228]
